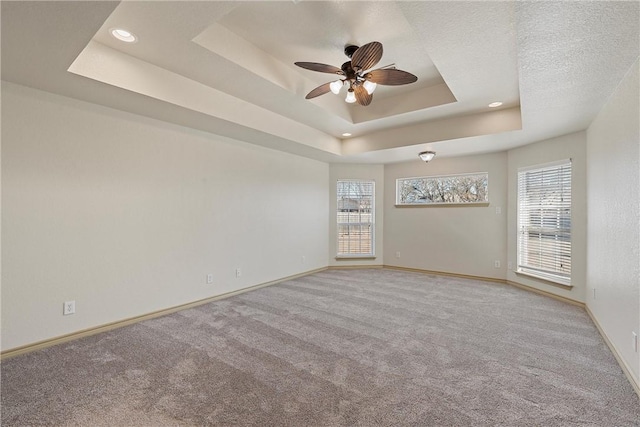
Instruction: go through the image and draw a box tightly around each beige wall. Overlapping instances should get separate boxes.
[1,83,329,351]
[329,164,384,267]
[506,132,587,303]
[3,61,638,392]
[384,152,508,279]
[586,59,639,383]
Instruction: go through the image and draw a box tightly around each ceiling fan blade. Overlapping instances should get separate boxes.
[354,85,372,106]
[367,69,418,85]
[305,82,332,99]
[295,62,343,74]
[351,41,383,73]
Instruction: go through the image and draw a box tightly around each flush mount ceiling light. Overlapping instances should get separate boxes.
[295,41,418,106]
[342,133,352,137]
[419,151,436,163]
[110,28,137,43]
[488,101,503,108]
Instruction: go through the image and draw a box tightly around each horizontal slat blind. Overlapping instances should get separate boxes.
[517,160,571,285]
[337,180,374,256]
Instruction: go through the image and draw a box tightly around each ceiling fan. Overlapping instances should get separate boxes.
[294,41,418,106]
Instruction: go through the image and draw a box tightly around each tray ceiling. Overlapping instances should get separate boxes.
[2,1,638,163]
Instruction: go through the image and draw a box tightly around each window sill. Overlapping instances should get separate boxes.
[395,202,490,208]
[335,255,376,260]
[516,269,572,288]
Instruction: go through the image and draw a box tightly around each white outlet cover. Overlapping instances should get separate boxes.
[63,300,76,315]
[207,274,213,284]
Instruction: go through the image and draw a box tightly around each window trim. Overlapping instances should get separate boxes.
[336,179,375,257]
[334,255,377,260]
[516,159,572,287]
[395,172,489,206]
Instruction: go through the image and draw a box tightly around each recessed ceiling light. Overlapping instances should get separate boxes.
[342,133,352,137]
[110,28,137,43]
[488,101,503,108]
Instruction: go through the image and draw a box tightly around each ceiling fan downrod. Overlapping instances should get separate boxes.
[344,45,359,58]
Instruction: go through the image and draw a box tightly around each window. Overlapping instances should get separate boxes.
[517,160,572,286]
[337,180,374,257]
[396,172,488,205]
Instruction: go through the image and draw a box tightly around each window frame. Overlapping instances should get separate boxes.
[516,159,572,287]
[395,172,489,206]
[336,179,375,258]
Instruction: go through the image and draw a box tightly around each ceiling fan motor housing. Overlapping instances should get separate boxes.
[341,61,358,81]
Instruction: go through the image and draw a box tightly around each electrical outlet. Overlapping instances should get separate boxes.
[495,207,502,215]
[63,300,76,316]
[301,256,306,264]
[396,251,401,258]
[235,268,242,278]
[633,332,638,352]
[494,260,501,268]
[207,274,213,284]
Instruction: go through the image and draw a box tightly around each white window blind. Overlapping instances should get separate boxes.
[517,160,572,286]
[337,180,374,256]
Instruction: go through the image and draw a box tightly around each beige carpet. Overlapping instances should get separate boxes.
[2,268,639,426]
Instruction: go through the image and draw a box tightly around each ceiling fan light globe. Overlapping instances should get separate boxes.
[330,80,343,94]
[345,90,356,103]
[363,80,377,95]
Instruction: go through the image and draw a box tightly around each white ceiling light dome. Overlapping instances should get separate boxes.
[418,151,436,162]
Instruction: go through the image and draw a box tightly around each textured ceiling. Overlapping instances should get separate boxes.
[1,1,638,163]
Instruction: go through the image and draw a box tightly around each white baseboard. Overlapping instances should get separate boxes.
[1,267,328,360]
[585,305,640,399]
[329,264,384,270]
[380,266,640,397]
[383,265,506,284]
[5,265,639,402]
[506,280,584,307]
